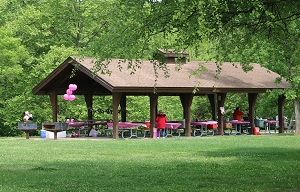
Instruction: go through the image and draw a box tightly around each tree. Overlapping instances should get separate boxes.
[0,0,115,135]
[208,1,300,133]
[0,27,31,135]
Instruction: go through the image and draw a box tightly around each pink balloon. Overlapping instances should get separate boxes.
[68,84,73,90]
[63,94,70,100]
[69,84,77,91]
[66,89,73,95]
[73,84,77,91]
[69,95,76,101]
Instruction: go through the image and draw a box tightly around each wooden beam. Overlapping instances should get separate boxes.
[278,95,286,133]
[112,92,122,139]
[180,93,193,137]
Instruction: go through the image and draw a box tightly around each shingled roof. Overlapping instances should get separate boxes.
[32,56,290,96]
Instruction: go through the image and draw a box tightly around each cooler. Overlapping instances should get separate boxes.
[254,127,260,135]
[223,123,232,128]
[145,121,150,129]
[207,124,218,129]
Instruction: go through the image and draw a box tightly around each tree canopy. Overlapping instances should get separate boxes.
[94,0,299,131]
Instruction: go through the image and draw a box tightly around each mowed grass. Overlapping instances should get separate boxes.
[0,135,300,192]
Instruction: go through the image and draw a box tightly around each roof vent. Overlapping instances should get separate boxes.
[154,49,189,64]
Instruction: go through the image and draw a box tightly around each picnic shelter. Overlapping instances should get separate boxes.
[32,50,290,139]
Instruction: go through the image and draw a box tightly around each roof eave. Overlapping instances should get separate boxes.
[32,57,74,94]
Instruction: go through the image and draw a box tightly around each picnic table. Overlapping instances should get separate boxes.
[263,120,279,133]
[106,122,144,138]
[191,121,218,136]
[68,121,107,137]
[228,120,250,135]
[164,122,182,137]
[42,122,69,140]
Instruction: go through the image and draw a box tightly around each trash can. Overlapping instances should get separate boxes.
[40,129,46,138]
[153,128,157,138]
[255,119,264,128]
[145,120,150,129]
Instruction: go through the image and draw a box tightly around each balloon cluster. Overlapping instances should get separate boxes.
[63,84,77,101]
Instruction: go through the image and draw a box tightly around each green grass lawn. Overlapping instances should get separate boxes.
[1,135,300,192]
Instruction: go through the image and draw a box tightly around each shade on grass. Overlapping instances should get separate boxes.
[0,135,300,192]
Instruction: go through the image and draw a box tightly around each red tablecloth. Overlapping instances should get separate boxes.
[165,123,181,129]
[68,122,85,127]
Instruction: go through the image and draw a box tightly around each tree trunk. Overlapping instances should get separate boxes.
[294,98,300,134]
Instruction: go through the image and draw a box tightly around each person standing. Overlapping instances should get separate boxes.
[233,107,245,134]
[156,110,167,138]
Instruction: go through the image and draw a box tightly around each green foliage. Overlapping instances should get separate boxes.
[92,96,114,121]
[191,96,212,120]
[157,96,182,120]
[125,96,150,121]
[223,93,248,119]
[0,27,31,136]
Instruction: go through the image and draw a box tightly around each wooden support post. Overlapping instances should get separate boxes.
[84,92,93,122]
[25,131,30,139]
[150,93,158,138]
[49,89,58,122]
[180,93,193,137]
[112,92,122,139]
[278,95,286,133]
[208,94,217,121]
[54,131,58,140]
[217,93,226,135]
[248,93,258,134]
[120,95,127,122]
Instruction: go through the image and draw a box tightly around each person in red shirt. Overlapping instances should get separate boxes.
[233,107,244,121]
[156,110,167,138]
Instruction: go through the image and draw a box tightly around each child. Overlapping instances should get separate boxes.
[23,111,33,123]
[156,110,167,138]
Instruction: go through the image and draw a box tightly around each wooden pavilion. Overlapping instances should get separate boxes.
[32,51,290,138]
